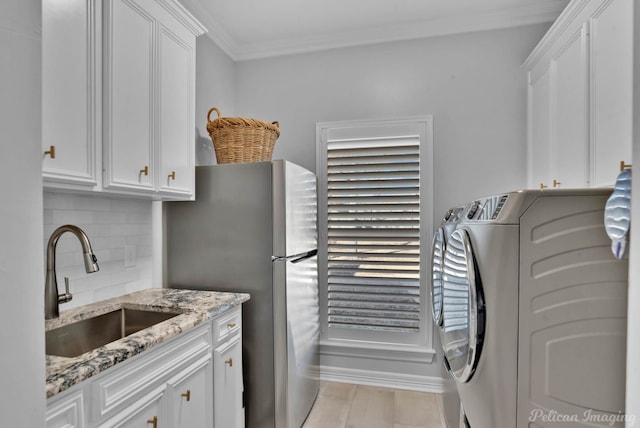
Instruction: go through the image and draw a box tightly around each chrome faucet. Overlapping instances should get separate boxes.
[45,225,99,319]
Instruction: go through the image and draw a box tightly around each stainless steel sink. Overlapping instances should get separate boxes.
[46,308,181,358]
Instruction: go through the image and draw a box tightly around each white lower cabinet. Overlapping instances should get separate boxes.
[46,391,85,428]
[97,388,165,428]
[212,306,245,428]
[168,356,213,428]
[214,337,244,428]
[46,308,245,428]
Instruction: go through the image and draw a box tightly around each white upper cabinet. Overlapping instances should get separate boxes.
[527,64,552,189]
[42,0,100,189]
[524,0,633,189]
[156,13,197,197]
[103,0,204,198]
[549,22,589,189]
[589,0,633,187]
[43,0,204,199]
[103,0,155,194]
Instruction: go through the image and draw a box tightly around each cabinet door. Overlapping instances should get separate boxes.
[590,0,633,187]
[214,337,244,428]
[527,65,551,189]
[103,0,155,194]
[42,0,99,188]
[98,388,165,428]
[168,356,213,428]
[549,23,589,188]
[156,24,195,198]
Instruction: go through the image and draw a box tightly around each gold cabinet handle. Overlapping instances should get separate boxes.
[227,323,237,329]
[140,166,149,176]
[621,161,632,171]
[225,358,233,367]
[540,183,548,190]
[181,389,191,402]
[44,145,56,159]
[168,171,176,180]
[553,179,561,188]
[147,416,158,428]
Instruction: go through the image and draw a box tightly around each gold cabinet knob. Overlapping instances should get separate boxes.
[225,358,233,367]
[44,145,56,159]
[181,389,191,402]
[227,323,237,329]
[540,183,548,190]
[620,161,632,171]
[147,416,158,428]
[140,166,149,176]
[553,179,561,188]
[168,171,176,180]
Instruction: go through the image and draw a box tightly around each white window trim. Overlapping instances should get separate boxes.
[316,116,435,355]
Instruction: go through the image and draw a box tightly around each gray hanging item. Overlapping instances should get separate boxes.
[604,167,632,259]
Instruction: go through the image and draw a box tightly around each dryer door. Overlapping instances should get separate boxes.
[430,227,445,326]
[441,228,485,383]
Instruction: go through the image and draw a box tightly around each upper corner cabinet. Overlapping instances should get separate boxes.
[42,0,101,190]
[523,0,633,189]
[102,0,205,199]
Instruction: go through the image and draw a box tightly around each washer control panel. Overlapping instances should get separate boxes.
[466,194,509,221]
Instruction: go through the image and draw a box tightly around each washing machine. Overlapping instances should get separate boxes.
[439,189,628,428]
[430,206,465,428]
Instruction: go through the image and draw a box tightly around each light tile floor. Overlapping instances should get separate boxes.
[303,381,445,428]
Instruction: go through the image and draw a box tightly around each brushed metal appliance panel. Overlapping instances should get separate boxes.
[272,160,318,258]
[165,161,320,428]
[164,162,277,427]
[273,255,320,428]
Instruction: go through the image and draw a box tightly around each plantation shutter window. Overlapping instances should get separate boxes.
[317,118,433,348]
[327,137,421,332]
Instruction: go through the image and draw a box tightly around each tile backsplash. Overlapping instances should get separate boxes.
[43,192,155,309]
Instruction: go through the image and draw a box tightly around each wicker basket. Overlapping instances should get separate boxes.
[206,107,280,164]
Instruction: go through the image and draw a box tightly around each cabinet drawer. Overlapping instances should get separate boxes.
[47,390,85,428]
[91,323,211,422]
[214,306,242,345]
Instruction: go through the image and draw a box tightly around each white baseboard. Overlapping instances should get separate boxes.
[319,365,445,393]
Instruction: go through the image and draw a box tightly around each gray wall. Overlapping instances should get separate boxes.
[195,35,236,165]
[235,24,550,221]
[0,0,46,425]
[233,23,550,380]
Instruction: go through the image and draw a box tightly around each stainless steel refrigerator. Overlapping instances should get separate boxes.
[163,160,320,428]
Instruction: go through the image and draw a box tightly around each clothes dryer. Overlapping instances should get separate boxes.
[431,205,466,330]
[440,189,627,428]
[430,206,465,428]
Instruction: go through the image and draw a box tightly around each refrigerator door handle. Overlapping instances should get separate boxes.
[290,249,317,264]
[271,249,318,264]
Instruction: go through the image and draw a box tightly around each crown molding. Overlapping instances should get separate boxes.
[182,0,568,61]
[178,0,239,57]
[156,0,207,36]
[522,0,592,68]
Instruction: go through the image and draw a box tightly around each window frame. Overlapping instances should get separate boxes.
[316,116,434,354]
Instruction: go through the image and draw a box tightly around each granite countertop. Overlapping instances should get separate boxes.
[46,288,250,399]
